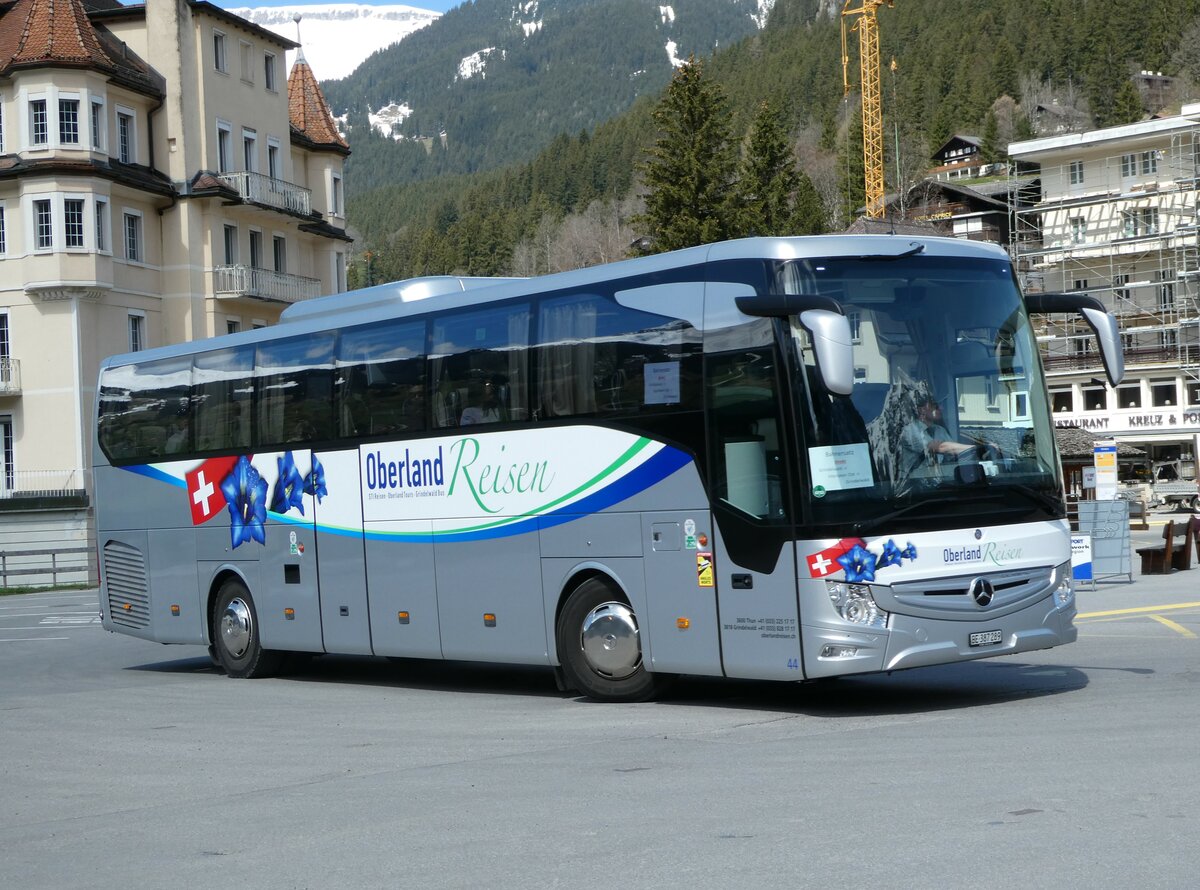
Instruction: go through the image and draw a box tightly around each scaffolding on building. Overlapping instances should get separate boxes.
[1008,128,1200,400]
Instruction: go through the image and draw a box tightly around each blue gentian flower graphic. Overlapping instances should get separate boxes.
[271,451,306,516]
[902,542,918,561]
[303,455,327,503]
[838,544,878,583]
[877,539,903,569]
[221,456,268,549]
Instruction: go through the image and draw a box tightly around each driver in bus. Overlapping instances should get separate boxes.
[460,378,503,426]
[900,393,976,475]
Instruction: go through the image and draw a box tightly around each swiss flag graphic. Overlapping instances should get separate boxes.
[185,457,241,525]
[805,537,867,578]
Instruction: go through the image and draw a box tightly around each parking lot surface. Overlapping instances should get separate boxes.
[1,565,1197,889]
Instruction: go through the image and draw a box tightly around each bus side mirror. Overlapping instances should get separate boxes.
[799,309,854,396]
[1026,292,1125,387]
[735,293,854,396]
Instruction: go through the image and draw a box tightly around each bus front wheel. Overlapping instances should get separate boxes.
[213,579,283,679]
[556,578,663,702]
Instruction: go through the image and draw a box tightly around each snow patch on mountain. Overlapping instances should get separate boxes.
[227,4,440,81]
[752,0,776,29]
[659,6,676,25]
[458,47,505,80]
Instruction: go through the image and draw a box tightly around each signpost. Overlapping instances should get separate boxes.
[1093,440,1119,501]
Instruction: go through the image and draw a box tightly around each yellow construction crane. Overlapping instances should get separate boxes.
[841,0,893,219]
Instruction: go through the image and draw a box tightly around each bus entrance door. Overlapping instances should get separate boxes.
[311,449,373,655]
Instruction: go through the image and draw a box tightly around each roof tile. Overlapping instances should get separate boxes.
[288,52,349,150]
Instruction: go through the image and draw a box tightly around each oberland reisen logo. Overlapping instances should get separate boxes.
[969,577,995,607]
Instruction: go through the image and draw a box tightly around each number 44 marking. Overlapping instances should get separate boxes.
[787,658,799,670]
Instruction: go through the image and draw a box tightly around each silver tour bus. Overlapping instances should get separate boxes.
[94,236,1124,701]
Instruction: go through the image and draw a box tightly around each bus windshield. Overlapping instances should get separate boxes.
[783,254,1062,531]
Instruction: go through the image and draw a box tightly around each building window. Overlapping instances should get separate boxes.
[1122,208,1159,237]
[91,99,104,150]
[223,224,238,264]
[34,199,53,249]
[846,310,861,343]
[264,53,277,91]
[1069,160,1084,185]
[124,212,142,262]
[242,129,257,172]
[95,199,108,251]
[331,173,344,217]
[1070,217,1086,244]
[273,235,286,273]
[213,30,227,73]
[0,415,12,490]
[30,99,48,146]
[1187,381,1200,406]
[128,313,144,352]
[1051,389,1074,413]
[240,40,254,83]
[59,98,80,144]
[1117,384,1142,409]
[267,140,280,179]
[1083,386,1106,411]
[0,96,5,152]
[1162,329,1178,349]
[249,230,262,268]
[217,121,232,172]
[1141,150,1159,175]
[1121,153,1137,177]
[116,110,134,163]
[64,198,85,248]
[1152,380,1177,407]
[0,206,5,254]
[227,319,241,335]
[335,252,346,292]
[1073,279,1088,292]
[1113,273,1129,301]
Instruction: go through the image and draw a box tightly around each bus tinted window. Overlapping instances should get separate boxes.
[97,357,192,461]
[336,319,427,437]
[430,303,529,428]
[255,334,336,446]
[193,346,253,453]
[536,293,701,419]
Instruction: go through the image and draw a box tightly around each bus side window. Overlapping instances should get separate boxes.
[193,346,253,453]
[255,333,336,447]
[336,319,427,438]
[430,303,529,429]
[535,292,700,419]
[97,357,192,462]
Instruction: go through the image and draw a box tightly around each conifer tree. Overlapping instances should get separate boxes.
[634,57,737,254]
[736,101,802,236]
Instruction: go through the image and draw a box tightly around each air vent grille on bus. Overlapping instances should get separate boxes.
[103,541,149,629]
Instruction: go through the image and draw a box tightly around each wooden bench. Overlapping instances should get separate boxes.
[1175,516,1200,572]
[1135,520,1196,574]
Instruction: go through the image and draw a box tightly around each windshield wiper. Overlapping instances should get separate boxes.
[1002,483,1065,516]
[849,493,1003,536]
[857,243,926,261]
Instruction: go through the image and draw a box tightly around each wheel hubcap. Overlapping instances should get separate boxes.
[220,597,252,659]
[580,601,640,679]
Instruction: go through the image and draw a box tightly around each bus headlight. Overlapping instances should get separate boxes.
[1051,561,1074,609]
[826,582,889,629]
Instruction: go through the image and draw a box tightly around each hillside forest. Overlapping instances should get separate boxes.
[344,0,1200,287]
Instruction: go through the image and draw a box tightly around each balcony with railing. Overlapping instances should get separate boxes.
[213,265,322,303]
[0,358,20,395]
[216,171,312,217]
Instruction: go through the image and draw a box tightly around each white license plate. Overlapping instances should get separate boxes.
[969,629,1003,647]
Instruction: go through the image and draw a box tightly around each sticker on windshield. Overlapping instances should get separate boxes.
[808,443,874,491]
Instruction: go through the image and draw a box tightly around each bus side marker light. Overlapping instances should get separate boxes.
[676,617,690,630]
[284,608,295,620]
[484,613,497,627]
[122,602,132,611]
[398,611,410,624]
[170,604,181,616]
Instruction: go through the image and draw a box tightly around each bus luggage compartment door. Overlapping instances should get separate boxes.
[642,511,723,676]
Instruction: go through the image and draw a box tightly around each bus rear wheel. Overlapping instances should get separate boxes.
[556,578,663,702]
[213,578,283,679]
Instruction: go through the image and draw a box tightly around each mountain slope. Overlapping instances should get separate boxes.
[321,0,774,193]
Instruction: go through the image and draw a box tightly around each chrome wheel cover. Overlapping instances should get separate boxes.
[580,601,641,679]
[220,596,253,659]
